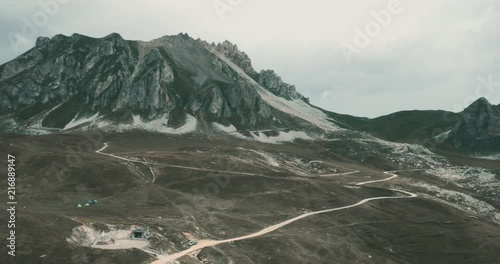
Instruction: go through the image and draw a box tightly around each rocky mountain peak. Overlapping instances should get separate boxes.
[464,97,492,114]
[103,32,124,40]
[0,32,335,134]
[211,41,308,103]
[214,40,258,76]
[257,70,308,102]
[35,36,50,47]
[447,97,500,150]
[176,32,191,39]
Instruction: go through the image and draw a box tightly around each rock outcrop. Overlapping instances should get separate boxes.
[448,98,500,150]
[0,33,320,133]
[257,70,309,102]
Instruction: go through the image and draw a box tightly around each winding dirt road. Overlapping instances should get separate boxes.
[150,171,415,264]
[151,185,415,263]
[97,142,266,177]
[95,143,417,264]
[355,171,398,185]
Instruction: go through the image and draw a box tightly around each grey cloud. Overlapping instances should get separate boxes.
[0,0,498,117]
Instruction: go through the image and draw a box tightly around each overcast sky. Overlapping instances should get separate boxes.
[1,0,499,117]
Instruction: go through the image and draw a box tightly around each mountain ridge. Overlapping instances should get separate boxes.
[446,97,500,150]
[0,32,330,135]
[0,33,499,151]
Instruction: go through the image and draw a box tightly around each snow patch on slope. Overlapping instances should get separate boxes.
[413,182,499,223]
[64,113,99,130]
[428,166,498,183]
[433,129,452,143]
[96,114,198,134]
[358,136,449,169]
[130,114,197,134]
[212,122,238,133]
[241,148,280,167]
[250,130,313,144]
[473,153,500,161]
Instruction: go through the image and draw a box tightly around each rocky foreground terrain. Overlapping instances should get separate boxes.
[0,33,499,264]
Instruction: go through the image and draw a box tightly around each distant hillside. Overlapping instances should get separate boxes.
[327,110,459,144]
[326,99,500,151]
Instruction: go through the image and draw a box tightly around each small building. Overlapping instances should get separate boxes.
[131,229,146,240]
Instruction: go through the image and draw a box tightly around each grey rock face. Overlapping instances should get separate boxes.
[35,36,50,47]
[257,70,309,102]
[214,40,258,77]
[0,33,308,131]
[212,41,308,103]
[448,97,500,149]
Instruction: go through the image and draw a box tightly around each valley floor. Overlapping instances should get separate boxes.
[0,133,499,264]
